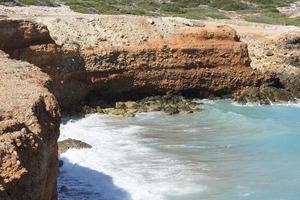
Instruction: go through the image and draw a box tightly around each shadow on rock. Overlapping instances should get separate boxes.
[58,158,131,200]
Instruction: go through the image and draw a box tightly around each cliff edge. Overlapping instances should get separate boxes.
[0,14,296,200]
[0,50,60,199]
[2,21,280,110]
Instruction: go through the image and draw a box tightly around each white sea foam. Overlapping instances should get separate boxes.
[58,114,207,200]
[269,99,300,108]
[58,102,300,200]
[232,99,300,108]
[200,99,218,104]
[231,101,261,107]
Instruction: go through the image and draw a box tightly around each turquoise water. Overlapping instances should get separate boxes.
[59,100,300,200]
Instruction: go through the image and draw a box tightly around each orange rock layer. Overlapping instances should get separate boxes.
[0,20,278,200]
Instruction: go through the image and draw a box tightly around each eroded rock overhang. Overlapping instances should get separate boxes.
[0,19,287,200]
[0,20,280,110]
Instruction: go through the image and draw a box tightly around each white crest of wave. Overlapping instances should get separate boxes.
[232,99,300,108]
[59,114,207,200]
[269,99,300,107]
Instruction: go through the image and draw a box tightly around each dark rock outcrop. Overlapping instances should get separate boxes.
[234,86,295,104]
[58,139,92,154]
[81,95,204,117]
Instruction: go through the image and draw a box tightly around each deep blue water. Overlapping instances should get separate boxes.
[59,100,300,200]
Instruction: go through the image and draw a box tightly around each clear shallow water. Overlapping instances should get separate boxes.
[58,100,300,200]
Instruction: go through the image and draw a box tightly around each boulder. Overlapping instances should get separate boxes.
[144,101,162,112]
[58,139,92,154]
[124,101,139,109]
[163,105,180,115]
[235,86,295,104]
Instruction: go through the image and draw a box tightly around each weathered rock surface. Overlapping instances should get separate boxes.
[0,20,85,111]
[0,20,54,52]
[81,95,204,117]
[1,20,295,111]
[58,138,92,154]
[2,22,280,110]
[235,86,296,105]
[0,53,60,199]
[79,26,282,106]
[0,17,298,200]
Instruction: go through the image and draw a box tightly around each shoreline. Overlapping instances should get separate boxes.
[57,100,300,200]
[0,4,299,199]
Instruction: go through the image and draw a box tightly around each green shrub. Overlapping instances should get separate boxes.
[181,6,229,19]
[210,0,249,11]
[160,3,186,14]
[0,0,299,24]
[244,7,300,27]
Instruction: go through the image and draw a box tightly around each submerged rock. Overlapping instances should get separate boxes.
[59,160,64,168]
[59,185,68,193]
[163,105,179,115]
[58,139,92,154]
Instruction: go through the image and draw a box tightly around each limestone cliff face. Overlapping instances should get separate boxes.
[3,22,277,110]
[0,20,283,200]
[0,38,60,200]
[81,26,274,102]
[0,20,85,110]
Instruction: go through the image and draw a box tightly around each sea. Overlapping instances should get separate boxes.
[58,100,300,200]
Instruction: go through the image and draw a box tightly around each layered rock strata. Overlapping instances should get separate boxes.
[0,19,292,200]
[1,21,280,110]
[79,26,284,108]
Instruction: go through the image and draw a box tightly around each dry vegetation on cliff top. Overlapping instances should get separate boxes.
[1,0,300,26]
[0,1,299,199]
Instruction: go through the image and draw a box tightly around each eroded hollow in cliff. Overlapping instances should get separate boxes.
[1,18,300,200]
[85,86,166,107]
[0,19,282,112]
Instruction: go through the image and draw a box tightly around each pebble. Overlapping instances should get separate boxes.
[266,50,274,56]
[147,19,155,25]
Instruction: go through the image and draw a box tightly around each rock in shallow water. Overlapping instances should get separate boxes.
[59,185,68,193]
[80,95,204,117]
[234,86,296,105]
[59,159,64,168]
[163,105,179,115]
[58,139,92,154]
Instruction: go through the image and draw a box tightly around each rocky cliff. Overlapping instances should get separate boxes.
[81,26,273,103]
[0,50,60,199]
[2,21,280,110]
[0,18,294,199]
[0,20,85,110]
